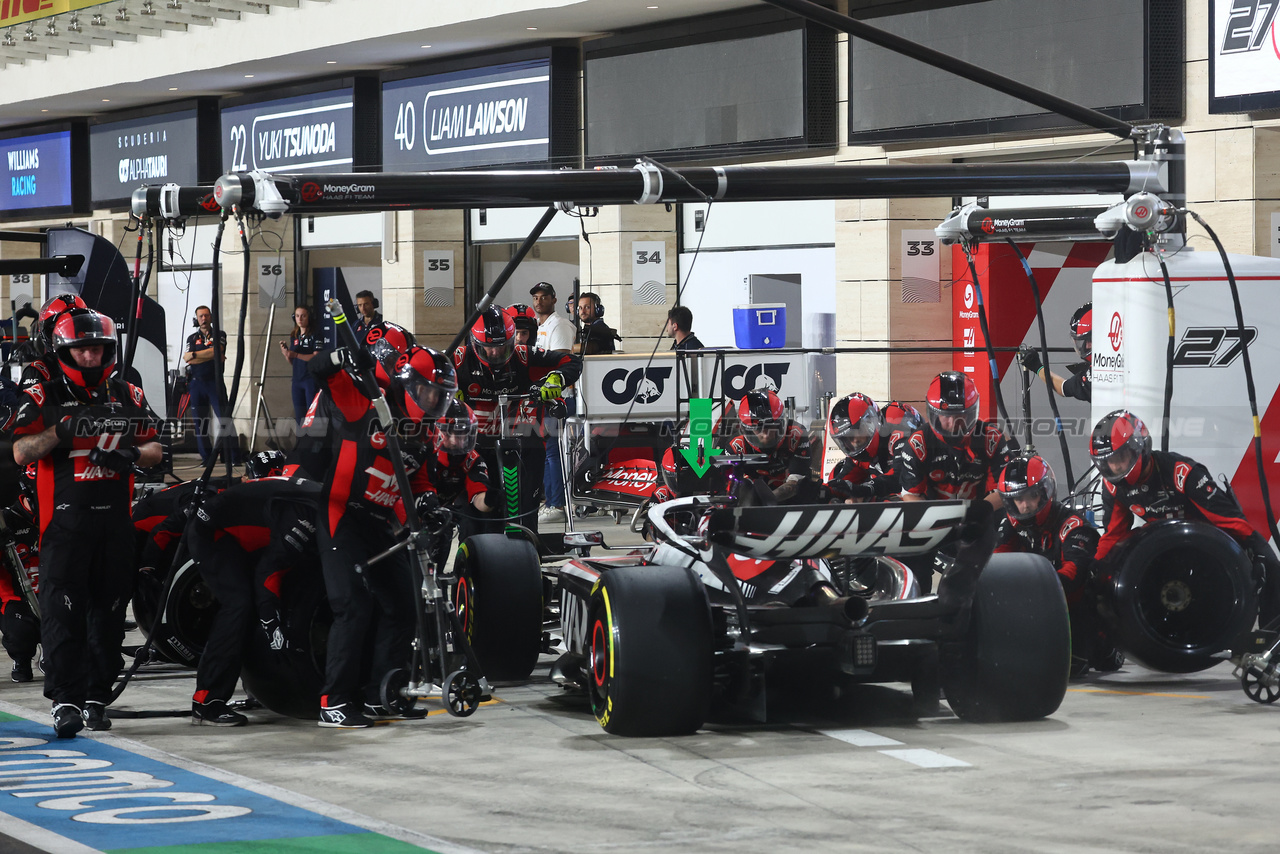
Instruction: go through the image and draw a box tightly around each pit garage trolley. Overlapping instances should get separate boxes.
[546,494,1070,736]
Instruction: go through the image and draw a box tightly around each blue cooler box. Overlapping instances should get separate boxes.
[733,304,787,348]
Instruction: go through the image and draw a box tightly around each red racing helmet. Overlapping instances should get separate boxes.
[39,293,88,351]
[1090,409,1151,486]
[503,304,539,343]
[997,454,1057,525]
[396,346,458,424]
[367,322,415,390]
[1070,303,1092,361]
[882,400,924,454]
[435,399,478,455]
[738,389,785,450]
[469,307,516,369]
[52,309,117,393]
[925,371,980,447]
[828,393,882,458]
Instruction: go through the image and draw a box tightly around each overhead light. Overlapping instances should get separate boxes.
[40,109,47,112]
[526,26,537,30]
[168,87,178,90]
[102,99,110,102]
[326,60,336,64]
[420,44,431,48]
[244,74,254,78]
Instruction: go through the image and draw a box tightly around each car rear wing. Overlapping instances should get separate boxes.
[705,500,973,560]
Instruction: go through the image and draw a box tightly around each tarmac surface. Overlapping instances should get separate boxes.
[2,468,1279,852]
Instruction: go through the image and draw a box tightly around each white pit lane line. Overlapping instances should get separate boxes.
[814,728,971,768]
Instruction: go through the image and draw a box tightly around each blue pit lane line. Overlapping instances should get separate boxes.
[0,702,480,854]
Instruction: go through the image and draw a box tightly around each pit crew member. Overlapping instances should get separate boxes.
[995,454,1120,676]
[305,341,455,728]
[899,371,1014,509]
[12,309,162,738]
[722,389,816,504]
[825,394,921,502]
[1019,302,1092,403]
[0,469,39,683]
[183,305,227,466]
[186,469,320,726]
[453,307,580,534]
[1090,409,1280,626]
[18,294,87,393]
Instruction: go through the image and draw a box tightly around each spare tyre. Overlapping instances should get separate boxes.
[132,554,216,667]
[1102,519,1256,673]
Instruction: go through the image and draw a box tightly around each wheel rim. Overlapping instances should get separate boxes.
[587,614,612,726]
[1134,547,1242,651]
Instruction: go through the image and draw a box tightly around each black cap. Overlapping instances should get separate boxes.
[530,282,556,297]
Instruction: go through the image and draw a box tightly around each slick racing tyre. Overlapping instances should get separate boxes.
[239,567,331,720]
[941,553,1070,723]
[587,564,713,736]
[132,555,216,668]
[1103,520,1256,673]
[454,533,543,681]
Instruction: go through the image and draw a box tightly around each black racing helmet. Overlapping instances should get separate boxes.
[925,371,980,447]
[469,307,516,369]
[245,450,287,480]
[435,399,478,455]
[1070,303,1093,361]
[1090,409,1151,487]
[737,389,785,450]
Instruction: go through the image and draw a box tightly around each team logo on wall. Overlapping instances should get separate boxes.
[723,363,790,399]
[602,367,673,405]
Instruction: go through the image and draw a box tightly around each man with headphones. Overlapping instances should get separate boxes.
[353,291,382,344]
[573,292,620,356]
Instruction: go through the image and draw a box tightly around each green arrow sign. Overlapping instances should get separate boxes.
[679,397,723,477]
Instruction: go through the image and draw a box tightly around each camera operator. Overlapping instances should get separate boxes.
[994,454,1121,676]
[303,340,455,728]
[186,458,319,726]
[453,307,580,535]
[183,306,227,467]
[12,309,162,738]
[1090,409,1280,627]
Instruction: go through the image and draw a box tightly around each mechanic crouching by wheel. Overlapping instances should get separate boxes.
[825,394,921,503]
[723,389,816,504]
[184,454,319,727]
[995,454,1121,677]
[1090,410,1280,628]
[304,342,456,728]
[12,309,163,738]
[453,307,580,535]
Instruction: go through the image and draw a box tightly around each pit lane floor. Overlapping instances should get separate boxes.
[7,499,1280,851]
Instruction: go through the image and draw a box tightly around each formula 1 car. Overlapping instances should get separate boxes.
[546,494,1071,736]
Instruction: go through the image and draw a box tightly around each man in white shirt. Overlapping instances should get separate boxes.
[531,282,576,523]
[532,282,575,353]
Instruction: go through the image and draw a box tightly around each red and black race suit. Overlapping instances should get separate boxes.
[826,435,903,501]
[451,344,580,440]
[995,502,1099,597]
[13,375,161,537]
[132,480,205,570]
[897,420,1014,501]
[17,353,57,394]
[1096,450,1257,562]
[0,504,38,663]
[410,450,489,507]
[186,476,320,704]
[724,419,813,489]
[187,476,320,605]
[1061,361,1091,403]
[300,368,414,535]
